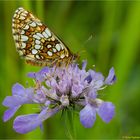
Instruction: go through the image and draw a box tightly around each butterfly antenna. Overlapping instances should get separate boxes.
[76,33,95,58]
[83,34,94,46]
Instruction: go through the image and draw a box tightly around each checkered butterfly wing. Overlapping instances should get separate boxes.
[12,7,75,66]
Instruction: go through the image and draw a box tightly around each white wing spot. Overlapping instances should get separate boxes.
[32,49,38,54]
[21,35,28,41]
[53,48,57,53]
[13,14,17,18]
[35,40,40,44]
[12,29,15,34]
[35,55,40,59]
[60,44,64,50]
[36,33,44,38]
[13,35,18,41]
[24,11,28,14]
[19,16,25,20]
[18,7,24,10]
[21,13,27,17]
[24,25,29,30]
[18,50,24,56]
[26,54,35,59]
[36,22,42,26]
[60,54,65,59]
[35,44,41,49]
[51,36,55,41]
[42,32,49,38]
[21,42,26,48]
[15,9,20,13]
[33,34,40,40]
[55,44,61,51]
[30,22,36,27]
[21,30,25,34]
[45,28,51,37]
[15,42,19,48]
[47,51,53,56]
[47,44,52,48]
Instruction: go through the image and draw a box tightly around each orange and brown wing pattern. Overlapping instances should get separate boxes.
[12,7,73,66]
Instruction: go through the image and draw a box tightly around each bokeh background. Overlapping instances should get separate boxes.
[0,0,140,139]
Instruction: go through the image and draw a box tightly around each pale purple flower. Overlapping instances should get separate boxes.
[2,61,116,133]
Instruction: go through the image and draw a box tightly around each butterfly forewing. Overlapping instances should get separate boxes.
[12,7,73,66]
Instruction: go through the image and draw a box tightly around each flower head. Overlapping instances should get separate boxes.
[2,61,116,133]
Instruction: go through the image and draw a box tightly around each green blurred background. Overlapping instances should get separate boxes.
[0,0,140,139]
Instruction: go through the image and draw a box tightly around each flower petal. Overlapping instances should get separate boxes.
[85,74,92,83]
[2,95,33,108]
[39,123,44,132]
[3,106,21,122]
[94,80,104,89]
[33,89,46,103]
[88,70,105,88]
[88,90,97,99]
[97,102,115,123]
[12,83,25,95]
[80,104,96,128]
[39,67,50,74]
[72,83,84,97]
[38,106,62,122]
[89,70,104,81]
[82,60,87,70]
[105,67,116,85]
[2,96,22,107]
[28,67,49,82]
[27,72,36,78]
[13,114,42,134]
[36,67,50,82]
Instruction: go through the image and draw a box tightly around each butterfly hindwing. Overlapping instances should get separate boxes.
[12,7,72,66]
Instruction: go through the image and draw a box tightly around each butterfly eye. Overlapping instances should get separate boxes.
[12,7,77,67]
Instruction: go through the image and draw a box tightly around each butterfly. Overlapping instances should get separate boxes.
[12,7,78,67]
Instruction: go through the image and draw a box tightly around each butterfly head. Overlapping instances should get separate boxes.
[72,53,79,62]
